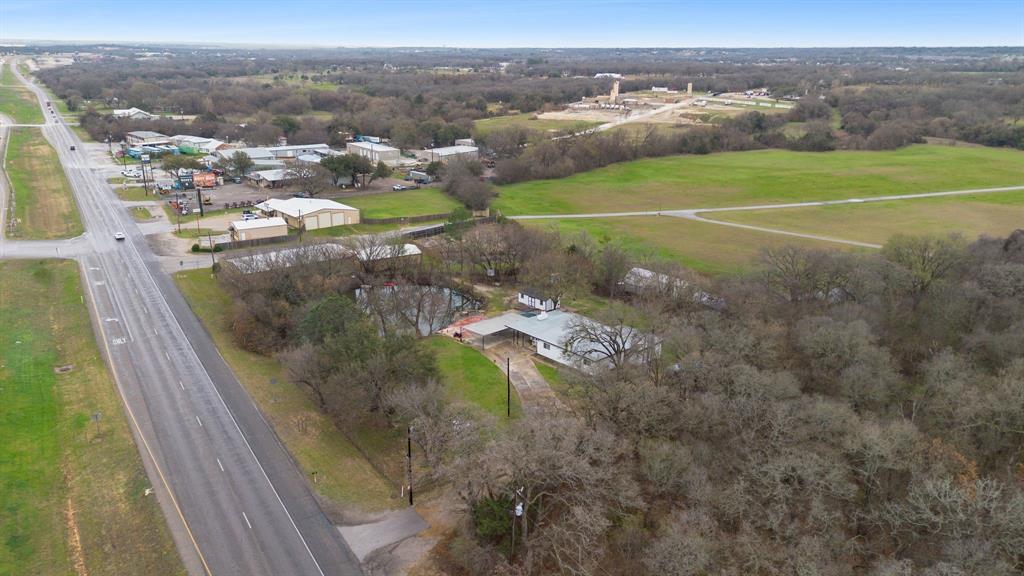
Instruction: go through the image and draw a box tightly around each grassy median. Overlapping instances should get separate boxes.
[0,61,43,124]
[5,128,83,239]
[0,260,184,576]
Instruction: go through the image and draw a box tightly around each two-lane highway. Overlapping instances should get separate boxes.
[8,61,361,575]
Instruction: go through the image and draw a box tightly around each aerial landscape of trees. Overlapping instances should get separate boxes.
[23,45,1024,575]
[35,46,1022,184]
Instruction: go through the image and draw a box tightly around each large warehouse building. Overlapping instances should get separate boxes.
[345,141,401,165]
[255,197,360,230]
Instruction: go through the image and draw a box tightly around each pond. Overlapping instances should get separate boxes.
[355,284,481,336]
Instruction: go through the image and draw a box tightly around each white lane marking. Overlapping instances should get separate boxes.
[195,415,203,427]
[144,307,149,315]
[242,512,252,530]
[112,337,127,346]
[216,458,224,472]
[178,380,185,391]
[154,328,159,336]
[164,351,170,361]
[74,149,329,576]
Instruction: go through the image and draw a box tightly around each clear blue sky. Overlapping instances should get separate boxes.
[2,0,1022,47]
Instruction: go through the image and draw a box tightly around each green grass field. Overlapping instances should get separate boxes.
[172,270,399,514]
[114,186,159,201]
[0,260,184,576]
[343,188,462,218]
[304,222,419,238]
[707,190,1024,246]
[6,128,83,239]
[0,85,44,124]
[523,215,864,275]
[474,112,601,136]
[493,145,1024,216]
[1,62,16,85]
[0,60,43,123]
[426,336,522,420]
[130,206,152,221]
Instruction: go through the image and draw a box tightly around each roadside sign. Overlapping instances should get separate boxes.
[141,154,151,164]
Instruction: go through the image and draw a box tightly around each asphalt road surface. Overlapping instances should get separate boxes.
[5,61,361,576]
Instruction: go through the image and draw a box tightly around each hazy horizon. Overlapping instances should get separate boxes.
[2,0,1021,48]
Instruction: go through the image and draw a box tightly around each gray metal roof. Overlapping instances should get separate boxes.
[463,311,525,336]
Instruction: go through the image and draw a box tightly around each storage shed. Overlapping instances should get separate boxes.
[228,217,289,242]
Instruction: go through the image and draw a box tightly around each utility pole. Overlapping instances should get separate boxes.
[507,357,511,418]
[207,229,216,266]
[140,154,151,196]
[406,426,414,506]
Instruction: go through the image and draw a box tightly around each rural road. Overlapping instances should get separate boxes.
[3,60,362,575]
[508,184,1024,248]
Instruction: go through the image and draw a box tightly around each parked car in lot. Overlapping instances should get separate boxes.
[290,191,311,199]
[122,169,142,178]
[241,213,259,221]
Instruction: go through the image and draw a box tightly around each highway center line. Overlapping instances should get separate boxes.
[216,458,225,472]
[196,415,203,427]
[242,512,253,530]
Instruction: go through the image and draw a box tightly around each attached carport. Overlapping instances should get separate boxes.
[462,311,523,349]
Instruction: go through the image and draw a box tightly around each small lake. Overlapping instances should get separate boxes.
[355,285,481,336]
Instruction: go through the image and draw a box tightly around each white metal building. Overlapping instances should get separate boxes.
[255,197,360,230]
[346,141,401,165]
[228,217,289,241]
[517,289,559,312]
[424,145,478,164]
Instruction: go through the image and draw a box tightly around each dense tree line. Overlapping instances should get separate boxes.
[213,219,1024,575]
[37,46,1022,157]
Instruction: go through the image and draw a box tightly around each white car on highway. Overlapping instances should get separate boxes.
[114,232,126,241]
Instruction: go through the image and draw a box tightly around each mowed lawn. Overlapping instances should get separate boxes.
[523,215,867,275]
[706,189,1024,246]
[493,145,1024,215]
[343,187,461,218]
[474,112,601,136]
[0,260,184,576]
[6,128,82,239]
[426,336,522,420]
[172,270,399,514]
